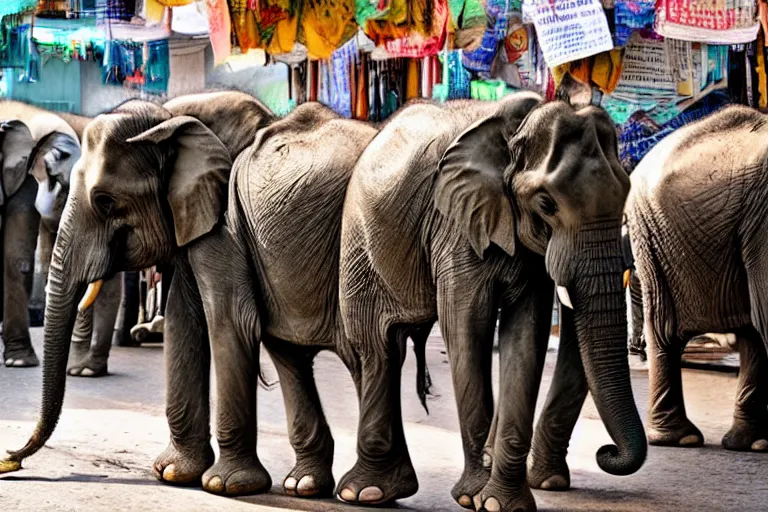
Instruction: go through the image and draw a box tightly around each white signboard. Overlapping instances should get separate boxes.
[526,0,614,67]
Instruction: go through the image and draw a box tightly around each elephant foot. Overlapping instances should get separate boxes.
[3,344,39,367]
[527,452,570,491]
[451,463,490,509]
[647,420,704,447]
[336,455,418,505]
[153,440,214,486]
[67,353,108,378]
[202,454,272,496]
[722,420,768,452]
[283,455,335,498]
[474,479,537,512]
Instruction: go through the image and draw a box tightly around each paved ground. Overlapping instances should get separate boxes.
[0,328,764,512]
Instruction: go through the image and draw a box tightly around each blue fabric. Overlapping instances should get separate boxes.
[0,18,31,69]
[614,0,655,47]
[102,39,169,94]
[618,91,731,172]
[462,0,513,72]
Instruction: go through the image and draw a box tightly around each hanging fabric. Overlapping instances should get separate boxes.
[206,0,231,64]
[355,52,369,119]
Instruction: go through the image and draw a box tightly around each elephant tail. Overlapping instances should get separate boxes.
[410,325,434,414]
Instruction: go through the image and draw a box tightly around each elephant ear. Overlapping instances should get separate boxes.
[127,115,232,247]
[436,116,516,259]
[0,120,36,200]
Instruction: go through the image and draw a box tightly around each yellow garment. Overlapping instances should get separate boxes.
[758,29,767,108]
[551,63,570,86]
[592,49,623,94]
[406,59,420,99]
[145,0,194,24]
[301,0,357,60]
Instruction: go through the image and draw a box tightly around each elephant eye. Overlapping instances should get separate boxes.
[92,191,116,218]
[536,193,558,216]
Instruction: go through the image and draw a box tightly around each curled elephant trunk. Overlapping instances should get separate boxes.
[1,220,86,471]
[553,221,647,476]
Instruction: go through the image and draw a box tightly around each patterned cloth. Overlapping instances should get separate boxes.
[462,0,514,72]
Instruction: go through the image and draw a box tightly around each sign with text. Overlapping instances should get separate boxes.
[525,0,614,67]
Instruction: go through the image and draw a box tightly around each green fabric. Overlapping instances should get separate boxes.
[470,79,515,101]
[449,0,486,28]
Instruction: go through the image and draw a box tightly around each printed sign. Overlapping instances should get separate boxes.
[525,0,614,67]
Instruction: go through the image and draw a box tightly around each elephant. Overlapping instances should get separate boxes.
[0,101,133,376]
[626,104,768,452]
[0,91,279,481]
[0,101,82,367]
[338,92,646,511]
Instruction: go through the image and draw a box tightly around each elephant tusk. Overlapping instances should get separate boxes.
[623,269,631,289]
[78,280,103,312]
[557,286,573,309]
[0,459,21,474]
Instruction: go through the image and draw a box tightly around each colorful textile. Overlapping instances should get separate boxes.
[618,90,730,171]
[319,36,358,118]
[655,0,760,44]
[206,0,231,64]
[470,79,515,100]
[383,0,449,58]
[301,0,358,59]
[102,39,170,94]
[433,49,471,101]
[448,0,486,30]
[95,0,134,23]
[462,0,514,72]
[0,16,32,69]
[614,0,655,47]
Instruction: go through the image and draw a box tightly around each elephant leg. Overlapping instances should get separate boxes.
[528,304,587,492]
[435,281,495,509]
[2,180,40,368]
[336,328,418,505]
[68,275,122,377]
[722,326,768,451]
[645,321,702,447]
[475,276,553,512]
[263,339,335,498]
[189,232,271,497]
[153,256,214,486]
[114,271,140,347]
[628,271,646,360]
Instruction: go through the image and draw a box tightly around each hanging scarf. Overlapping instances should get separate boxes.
[206,0,232,64]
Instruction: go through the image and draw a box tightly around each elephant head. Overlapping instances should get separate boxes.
[0,98,253,470]
[436,93,645,476]
[0,108,81,223]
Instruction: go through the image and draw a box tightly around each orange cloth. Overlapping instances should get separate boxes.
[406,59,420,99]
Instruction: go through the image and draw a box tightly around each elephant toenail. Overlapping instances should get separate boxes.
[11,360,26,367]
[297,475,316,495]
[473,495,483,510]
[206,475,224,493]
[541,475,568,490]
[284,476,298,492]
[339,488,357,502]
[484,497,501,512]
[482,453,493,469]
[163,464,177,481]
[679,435,701,446]
[359,486,384,502]
[5,359,13,366]
[458,495,473,508]
[80,368,95,377]
[751,439,768,451]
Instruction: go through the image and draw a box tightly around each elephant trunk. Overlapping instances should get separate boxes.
[3,214,86,468]
[555,221,647,476]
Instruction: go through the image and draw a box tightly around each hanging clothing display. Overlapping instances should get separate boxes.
[655,0,760,44]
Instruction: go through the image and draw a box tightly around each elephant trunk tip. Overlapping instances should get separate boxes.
[596,440,647,476]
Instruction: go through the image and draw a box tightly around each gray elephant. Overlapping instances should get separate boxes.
[339,92,646,511]
[626,104,768,452]
[0,102,82,367]
[0,91,276,481]
[0,101,131,376]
